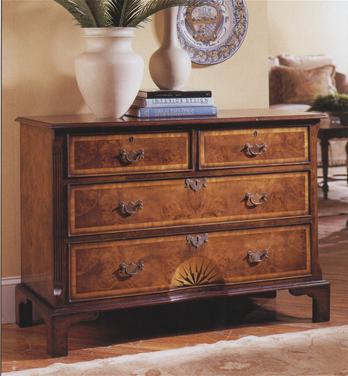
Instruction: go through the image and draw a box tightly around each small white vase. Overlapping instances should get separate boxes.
[75,28,144,119]
[149,7,191,90]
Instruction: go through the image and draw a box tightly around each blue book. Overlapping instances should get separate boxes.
[127,106,217,118]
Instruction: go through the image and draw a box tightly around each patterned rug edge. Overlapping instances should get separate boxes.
[4,325,348,376]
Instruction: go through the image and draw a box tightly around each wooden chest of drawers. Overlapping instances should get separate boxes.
[16,110,330,357]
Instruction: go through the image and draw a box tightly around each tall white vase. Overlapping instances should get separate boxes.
[75,28,144,119]
[149,7,191,90]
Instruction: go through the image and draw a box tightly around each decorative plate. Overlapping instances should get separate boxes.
[177,0,248,65]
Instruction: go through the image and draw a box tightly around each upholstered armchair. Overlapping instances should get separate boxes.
[269,54,348,168]
[269,54,348,111]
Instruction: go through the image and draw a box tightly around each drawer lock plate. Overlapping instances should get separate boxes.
[186,233,209,248]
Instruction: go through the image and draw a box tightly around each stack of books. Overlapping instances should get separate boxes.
[127,90,217,119]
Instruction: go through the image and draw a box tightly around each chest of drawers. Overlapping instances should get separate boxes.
[15,110,330,357]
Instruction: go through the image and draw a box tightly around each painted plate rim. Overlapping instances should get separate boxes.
[177,0,249,66]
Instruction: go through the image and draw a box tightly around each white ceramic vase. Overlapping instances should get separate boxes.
[149,7,191,90]
[75,28,144,119]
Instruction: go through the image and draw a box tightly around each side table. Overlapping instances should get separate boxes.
[318,121,348,199]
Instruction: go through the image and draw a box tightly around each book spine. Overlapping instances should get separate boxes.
[139,91,212,99]
[133,106,217,118]
[134,97,214,108]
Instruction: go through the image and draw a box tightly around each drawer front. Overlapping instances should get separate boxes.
[199,127,309,168]
[70,225,311,300]
[69,172,309,235]
[68,132,190,176]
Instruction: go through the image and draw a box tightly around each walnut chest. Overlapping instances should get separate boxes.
[16,109,330,356]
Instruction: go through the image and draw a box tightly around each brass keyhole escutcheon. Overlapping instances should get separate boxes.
[186,234,209,248]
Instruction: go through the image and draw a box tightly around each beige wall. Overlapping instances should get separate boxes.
[268,0,348,74]
[2,0,268,278]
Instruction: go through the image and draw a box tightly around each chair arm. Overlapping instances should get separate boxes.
[335,72,348,94]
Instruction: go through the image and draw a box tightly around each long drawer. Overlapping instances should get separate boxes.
[69,172,309,236]
[68,132,190,176]
[70,225,311,300]
[199,127,309,169]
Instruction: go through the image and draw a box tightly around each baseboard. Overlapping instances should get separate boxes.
[2,276,21,324]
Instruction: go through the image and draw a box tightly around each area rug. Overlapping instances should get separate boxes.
[4,326,348,376]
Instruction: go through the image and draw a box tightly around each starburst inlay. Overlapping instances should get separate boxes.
[171,257,223,287]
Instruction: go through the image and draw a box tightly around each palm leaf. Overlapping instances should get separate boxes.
[119,0,132,26]
[104,0,144,26]
[122,0,144,26]
[104,0,123,26]
[53,0,98,27]
[85,0,109,26]
[127,0,202,27]
[54,0,203,28]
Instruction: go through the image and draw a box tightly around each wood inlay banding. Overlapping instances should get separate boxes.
[69,225,311,300]
[69,132,190,176]
[200,127,309,168]
[69,172,309,235]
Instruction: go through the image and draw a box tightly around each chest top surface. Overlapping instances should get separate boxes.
[17,109,325,130]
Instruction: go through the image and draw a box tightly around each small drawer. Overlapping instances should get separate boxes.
[69,225,311,300]
[199,127,309,169]
[68,172,309,236]
[68,132,190,176]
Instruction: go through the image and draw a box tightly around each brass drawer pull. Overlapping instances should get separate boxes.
[118,200,143,216]
[117,149,145,164]
[247,250,269,265]
[244,192,268,208]
[117,260,145,278]
[185,178,208,192]
[186,233,209,248]
[242,143,267,158]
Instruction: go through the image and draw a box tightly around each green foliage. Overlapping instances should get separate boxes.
[53,0,199,28]
[310,94,348,112]
[124,0,197,27]
[86,0,109,26]
[54,0,97,27]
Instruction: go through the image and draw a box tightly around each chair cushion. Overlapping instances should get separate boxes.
[273,65,337,105]
[269,65,283,105]
[270,104,311,112]
[277,54,334,69]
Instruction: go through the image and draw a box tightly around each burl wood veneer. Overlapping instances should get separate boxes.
[16,110,330,357]
[70,225,310,301]
[199,127,308,168]
[69,132,190,176]
[69,172,309,235]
